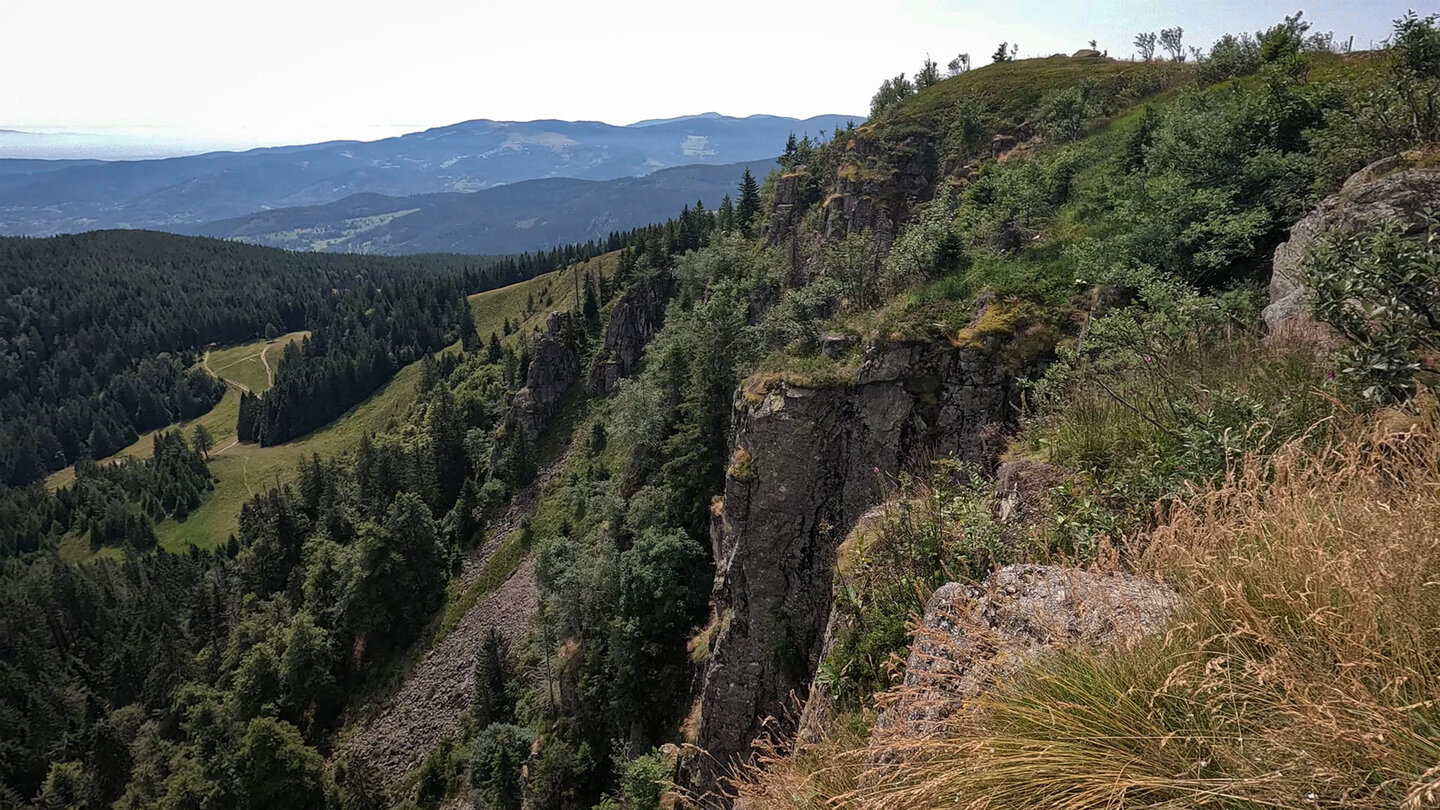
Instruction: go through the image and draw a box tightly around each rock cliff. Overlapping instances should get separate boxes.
[510,311,579,439]
[687,339,1017,790]
[822,134,940,243]
[586,271,675,396]
[1265,153,1440,342]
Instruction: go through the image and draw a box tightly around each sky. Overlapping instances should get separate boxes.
[1,0,1425,158]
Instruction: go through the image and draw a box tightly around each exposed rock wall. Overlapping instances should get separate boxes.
[1265,154,1440,342]
[511,311,579,439]
[586,272,675,396]
[688,341,1016,791]
[822,134,940,243]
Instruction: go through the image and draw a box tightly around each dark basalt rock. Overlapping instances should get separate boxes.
[586,272,675,397]
[685,340,1019,794]
[823,135,940,243]
[511,311,579,439]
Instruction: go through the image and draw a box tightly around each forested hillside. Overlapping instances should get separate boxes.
[3,9,1439,810]
[0,233,486,486]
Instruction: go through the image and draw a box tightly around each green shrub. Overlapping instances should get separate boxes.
[1303,213,1440,403]
[470,724,531,810]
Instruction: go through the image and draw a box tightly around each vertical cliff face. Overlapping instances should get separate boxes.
[586,271,676,397]
[511,311,579,439]
[689,341,1016,789]
[821,134,941,244]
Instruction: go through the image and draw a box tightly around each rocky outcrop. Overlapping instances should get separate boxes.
[822,135,940,243]
[873,565,1178,741]
[1265,153,1440,342]
[511,311,579,439]
[687,340,1018,792]
[586,272,675,397]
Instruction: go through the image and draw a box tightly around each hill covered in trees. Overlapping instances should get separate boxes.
[179,159,779,256]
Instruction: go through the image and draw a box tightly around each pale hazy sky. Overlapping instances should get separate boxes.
[1,0,1424,155]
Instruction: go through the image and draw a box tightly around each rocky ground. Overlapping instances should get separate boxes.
[332,447,577,790]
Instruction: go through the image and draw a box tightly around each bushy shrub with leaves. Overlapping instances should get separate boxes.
[1303,212,1440,403]
[818,464,1004,707]
[470,723,532,810]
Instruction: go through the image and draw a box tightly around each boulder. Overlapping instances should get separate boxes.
[1071,48,1103,58]
[876,564,1179,740]
[1265,153,1440,344]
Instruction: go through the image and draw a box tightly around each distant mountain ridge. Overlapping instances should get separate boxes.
[179,159,777,256]
[0,113,858,238]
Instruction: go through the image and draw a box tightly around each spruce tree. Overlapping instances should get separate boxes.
[737,170,760,237]
[472,628,516,727]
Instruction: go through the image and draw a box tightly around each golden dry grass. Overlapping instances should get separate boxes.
[735,401,1440,809]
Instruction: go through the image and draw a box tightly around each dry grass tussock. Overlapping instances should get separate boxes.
[736,402,1440,809]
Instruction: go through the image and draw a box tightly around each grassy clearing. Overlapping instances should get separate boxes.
[469,251,618,348]
[882,55,1190,139]
[42,333,305,491]
[154,357,423,550]
[204,330,307,394]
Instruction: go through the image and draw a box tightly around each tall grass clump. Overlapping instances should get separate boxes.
[851,401,1440,809]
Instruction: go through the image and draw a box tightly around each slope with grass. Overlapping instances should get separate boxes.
[42,332,306,492]
[468,250,619,346]
[157,255,617,551]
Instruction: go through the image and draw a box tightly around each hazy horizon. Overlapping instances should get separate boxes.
[2,0,1421,160]
[0,111,865,161]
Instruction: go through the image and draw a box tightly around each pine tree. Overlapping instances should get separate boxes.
[459,300,480,351]
[718,195,735,233]
[472,628,516,727]
[487,332,503,364]
[737,170,760,237]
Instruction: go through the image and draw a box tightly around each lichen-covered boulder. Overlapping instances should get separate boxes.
[876,564,1178,739]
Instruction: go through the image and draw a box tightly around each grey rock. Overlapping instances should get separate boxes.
[1265,154,1440,342]
[510,311,578,439]
[586,271,675,396]
[877,564,1178,740]
[823,135,939,242]
[687,340,1018,793]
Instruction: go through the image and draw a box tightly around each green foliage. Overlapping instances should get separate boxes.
[473,628,519,728]
[233,717,325,810]
[605,750,673,810]
[821,464,1005,706]
[869,72,916,118]
[1025,281,1341,556]
[470,724,531,810]
[1304,212,1440,403]
[880,192,966,297]
[37,761,95,810]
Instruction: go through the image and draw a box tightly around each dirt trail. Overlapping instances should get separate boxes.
[332,447,575,788]
[261,342,276,388]
[202,346,251,394]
